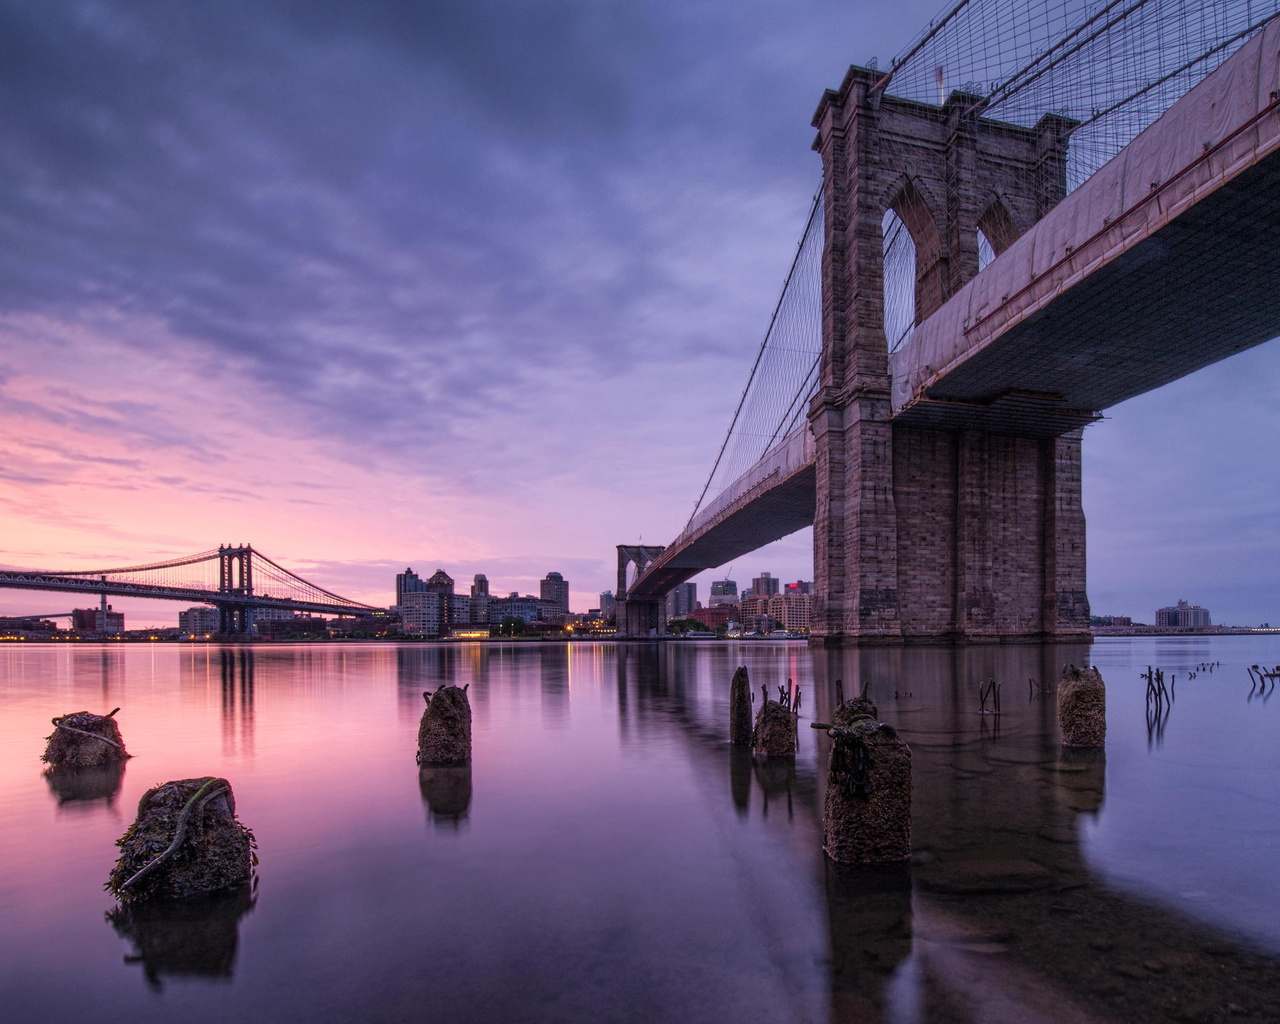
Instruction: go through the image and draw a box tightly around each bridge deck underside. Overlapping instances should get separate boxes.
[897,151,1280,434]
[628,464,816,598]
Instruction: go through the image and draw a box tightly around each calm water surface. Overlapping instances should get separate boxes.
[1,637,1278,1023]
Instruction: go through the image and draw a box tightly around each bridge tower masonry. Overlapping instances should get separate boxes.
[809,67,1089,645]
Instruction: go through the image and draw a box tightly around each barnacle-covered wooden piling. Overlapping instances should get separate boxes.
[42,708,129,767]
[729,666,752,746]
[417,684,472,764]
[752,684,798,758]
[1058,665,1106,747]
[817,699,912,864]
[107,777,254,902]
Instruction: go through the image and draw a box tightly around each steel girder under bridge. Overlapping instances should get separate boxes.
[0,545,379,633]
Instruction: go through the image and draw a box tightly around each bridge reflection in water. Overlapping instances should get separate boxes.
[616,642,1280,1024]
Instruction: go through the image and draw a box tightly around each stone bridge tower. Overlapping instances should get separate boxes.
[809,67,1090,644]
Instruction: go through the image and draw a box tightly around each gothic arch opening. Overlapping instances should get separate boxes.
[882,180,944,353]
[882,208,916,353]
[977,199,1020,268]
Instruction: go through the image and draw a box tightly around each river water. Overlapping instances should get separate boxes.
[1,637,1278,1023]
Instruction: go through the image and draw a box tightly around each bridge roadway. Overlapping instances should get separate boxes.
[0,571,375,618]
[628,19,1280,603]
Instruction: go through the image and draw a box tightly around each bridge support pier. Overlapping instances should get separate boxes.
[809,65,1089,645]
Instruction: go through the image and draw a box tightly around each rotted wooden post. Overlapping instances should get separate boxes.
[814,699,912,864]
[1058,665,1106,747]
[729,666,753,746]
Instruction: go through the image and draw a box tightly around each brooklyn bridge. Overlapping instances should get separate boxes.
[619,0,1280,643]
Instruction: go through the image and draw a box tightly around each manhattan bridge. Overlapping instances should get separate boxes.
[0,546,376,634]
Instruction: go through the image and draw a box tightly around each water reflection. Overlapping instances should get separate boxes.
[106,885,255,991]
[43,761,126,810]
[219,649,255,756]
[419,763,472,830]
[6,639,1280,1024]
[825,863,913,1024]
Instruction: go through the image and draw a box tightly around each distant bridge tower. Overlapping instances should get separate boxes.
[616,545,667,638]
[217,545,255,634]
[809,68,1089,644]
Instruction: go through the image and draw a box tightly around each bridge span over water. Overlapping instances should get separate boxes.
[0,545,379,633]
[621,7,1280,643]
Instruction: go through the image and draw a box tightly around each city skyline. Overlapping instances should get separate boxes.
[0,1,1276,628]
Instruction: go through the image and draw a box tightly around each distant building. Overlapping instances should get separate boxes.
[769,592,812,631]
[401,591,443,637]
[599,590,616,619]
[752,573,780,598]
[72,606,124,633]
[689,604,735,629]
[540,572,570,618]
[179,607,220,634]
[709,580,738,607]
[740,595,769,619]
[470,575,491,624]
[1156,599,1211,627]
[489,593,551,624]
[784,580,813,596]
[424,569,455,595]
[396,568,429,606]
[0,616,58,633]
[666,582,697,620]
[1091,614,1132,627]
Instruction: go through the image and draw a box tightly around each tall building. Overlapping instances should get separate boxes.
[395,568,427,606]
[752,572,780,598]
[540,572,570,617]
[599,590,616,619]
[424,570,455,595]
[709,579,738,607]
[1156,599,1211,627]
[784,580,813,595]
[665,582,697,620]
[470,575,491,624]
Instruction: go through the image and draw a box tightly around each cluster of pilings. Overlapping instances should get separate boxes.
[36,683,480,911]
[1248,663,1279,701]
[1141,665,1172,746]
[722,661,1111,866]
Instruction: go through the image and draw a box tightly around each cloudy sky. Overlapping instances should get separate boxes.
[0,0,1275,627]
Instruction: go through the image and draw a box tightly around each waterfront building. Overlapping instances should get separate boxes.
[752,573,780,598]
[488,593,559,624]
[72,606,124,633]
[666,582,697,621]
[401,591,443,637]
[599,590,616,619]
[709,580,738,607]
[1156,599,1212,627]
[540,572,570,617]
[690,604,735,629]
[740,595,769,620]
[178,607,220,634]
[768,592,812,631]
